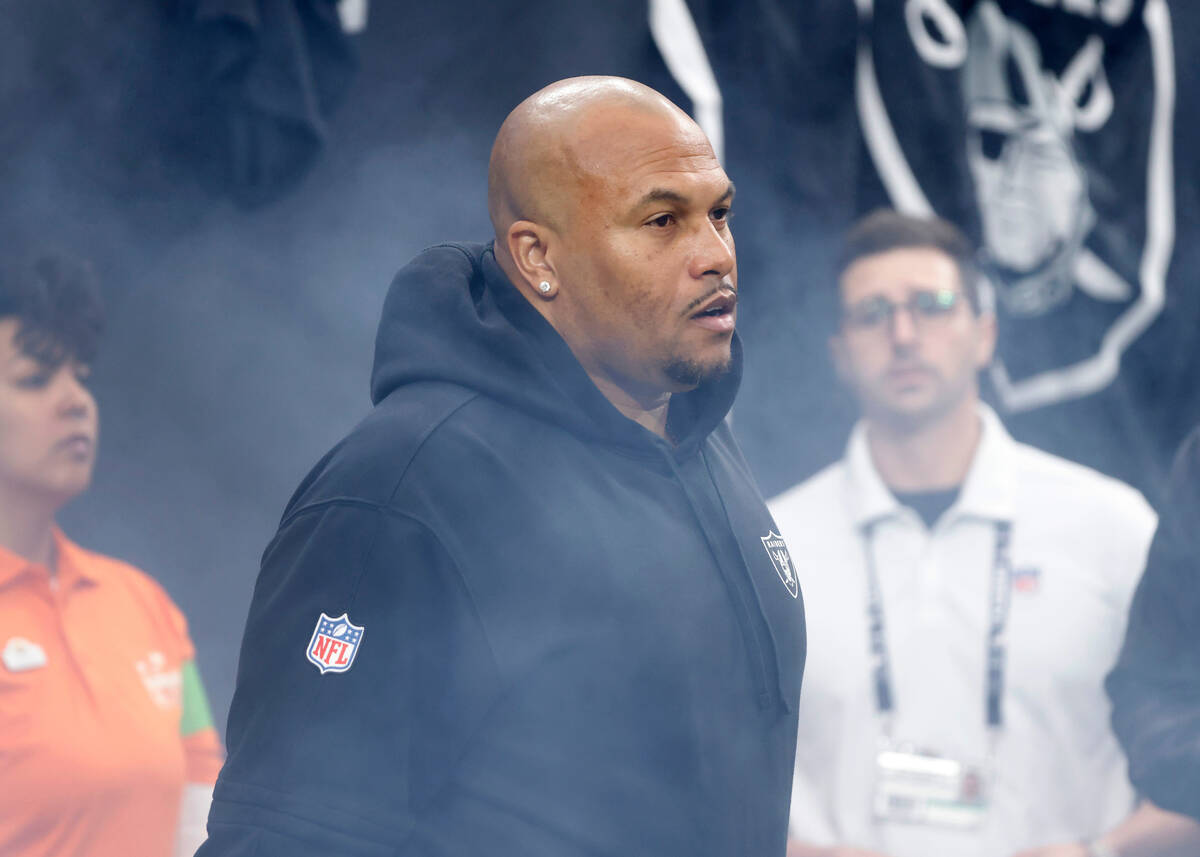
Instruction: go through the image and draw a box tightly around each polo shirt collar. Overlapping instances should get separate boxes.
[843,422,902,529]
[844,403,1018,529]
[953,405,1018,524]
[0,527,102,590]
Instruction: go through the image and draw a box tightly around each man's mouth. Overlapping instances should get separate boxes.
[690,289,737,332]
[886,363,935,386]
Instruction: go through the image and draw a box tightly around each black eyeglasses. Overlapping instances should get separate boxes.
[841,289,964,332]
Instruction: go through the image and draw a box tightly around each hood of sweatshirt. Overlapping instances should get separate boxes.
[370,242,741,457]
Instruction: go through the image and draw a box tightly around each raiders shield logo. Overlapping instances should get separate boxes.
[306,612,365,675]
[761,531,800,598]
[856,0,1175,412]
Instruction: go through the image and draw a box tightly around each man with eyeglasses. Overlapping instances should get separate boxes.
[770,209,1161,857]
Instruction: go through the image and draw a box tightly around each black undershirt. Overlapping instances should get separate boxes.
[891,486,962,529]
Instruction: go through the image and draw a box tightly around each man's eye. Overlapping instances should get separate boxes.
[75,364,92,384]
[648,213,675,228]
[914,290,959,316]
[859,306,891,325]
[846,300,891,327]
[711,207,732,224]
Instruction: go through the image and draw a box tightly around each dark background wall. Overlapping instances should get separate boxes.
[5,0,1197,734]
[4,0,706,731]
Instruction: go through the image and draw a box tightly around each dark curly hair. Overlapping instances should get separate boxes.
[0,254,105,367]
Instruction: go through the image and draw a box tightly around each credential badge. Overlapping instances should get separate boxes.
[306,612,365,675]
[761,531,799,599]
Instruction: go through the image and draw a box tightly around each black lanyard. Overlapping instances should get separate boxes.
[862,519,1014,730]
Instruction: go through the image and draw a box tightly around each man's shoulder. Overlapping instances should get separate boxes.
[768,459,847,523]
[284,382,487,515]
[1010,440,1155,529]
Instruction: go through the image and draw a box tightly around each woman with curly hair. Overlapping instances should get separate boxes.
[0,255,222,857]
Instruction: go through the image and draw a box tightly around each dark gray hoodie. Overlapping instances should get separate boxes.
[199,242,805,856]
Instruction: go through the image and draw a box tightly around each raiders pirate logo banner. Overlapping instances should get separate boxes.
[856,0,1175,412]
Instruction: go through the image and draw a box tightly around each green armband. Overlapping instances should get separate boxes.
[179,659,216,736]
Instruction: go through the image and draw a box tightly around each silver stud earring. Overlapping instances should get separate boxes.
[538,281,552,294]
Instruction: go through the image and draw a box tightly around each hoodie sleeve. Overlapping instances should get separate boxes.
[198,500,499,856]
[1106,427,1200,821]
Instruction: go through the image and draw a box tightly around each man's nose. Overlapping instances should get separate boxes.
[690,220,735,281]
[888,305,920,347]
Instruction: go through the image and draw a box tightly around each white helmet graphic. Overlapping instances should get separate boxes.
[962,2,1106,316]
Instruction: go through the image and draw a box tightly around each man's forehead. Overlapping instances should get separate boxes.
[569,104,719,181]
[575,163,729,227]
[840,247,960,297]
[582,146,728,216]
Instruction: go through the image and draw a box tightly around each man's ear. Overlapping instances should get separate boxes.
[506,220,560,300]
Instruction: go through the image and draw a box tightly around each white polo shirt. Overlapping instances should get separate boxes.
[770,406,1156,857]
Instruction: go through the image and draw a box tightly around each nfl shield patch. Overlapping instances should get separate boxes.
[306,612,365,675]
[761,531,799,599]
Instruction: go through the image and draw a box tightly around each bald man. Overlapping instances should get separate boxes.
[198,77,805,857]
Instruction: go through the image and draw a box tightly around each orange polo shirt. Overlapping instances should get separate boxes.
[0,529,223,857]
